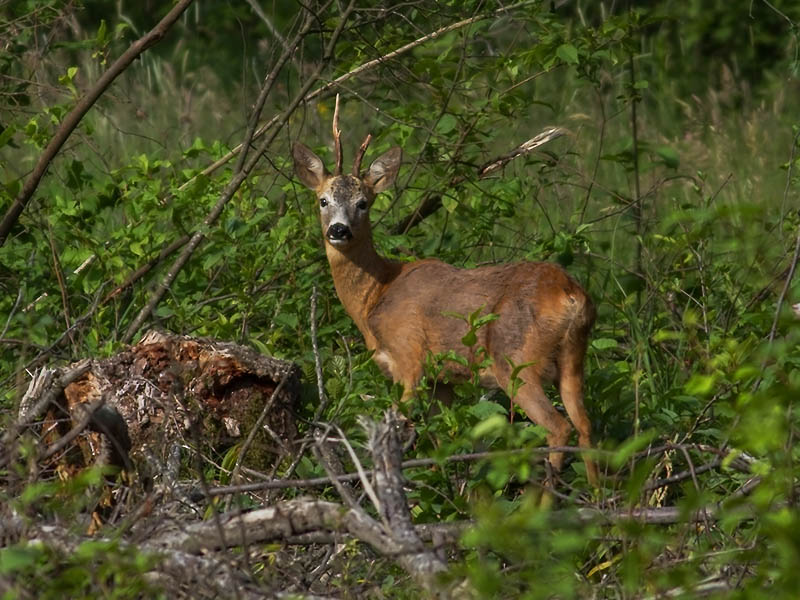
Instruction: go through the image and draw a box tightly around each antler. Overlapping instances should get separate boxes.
[352,133,372,176]
[332,94,343,175]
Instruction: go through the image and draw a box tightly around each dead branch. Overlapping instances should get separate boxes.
[151,411,463,597]
[366,411,452,595]
[476,127,566,177]
[0,0,195,247]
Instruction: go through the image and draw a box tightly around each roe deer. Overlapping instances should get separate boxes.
[292,128,598,486]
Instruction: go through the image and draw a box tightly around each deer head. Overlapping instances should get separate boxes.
[292,140,401,250]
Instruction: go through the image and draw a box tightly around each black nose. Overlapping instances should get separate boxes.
[327,223,353,241]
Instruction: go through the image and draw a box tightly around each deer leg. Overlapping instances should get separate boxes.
[510,374,573,475]
[558,353,599,487]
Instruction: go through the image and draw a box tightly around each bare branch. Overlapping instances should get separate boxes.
[393,126,567,234]
[477,127,566,177]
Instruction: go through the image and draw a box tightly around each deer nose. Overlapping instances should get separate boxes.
[326,223,353,242]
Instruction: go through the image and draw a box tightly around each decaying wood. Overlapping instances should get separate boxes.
[10,329,301,478]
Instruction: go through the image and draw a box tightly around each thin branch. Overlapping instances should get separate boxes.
[227,371,292,489]
[476,127,566,177]
[310,286,329,419]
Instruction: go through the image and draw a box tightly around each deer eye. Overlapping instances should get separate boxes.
[356,199,368,211]
[319,197,328,208]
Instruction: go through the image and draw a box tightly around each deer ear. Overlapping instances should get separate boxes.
[364,147,402,194]
[292,142,329,190]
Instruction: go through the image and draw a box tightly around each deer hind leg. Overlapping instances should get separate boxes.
[506,371,573,476]
[558,348,599,487]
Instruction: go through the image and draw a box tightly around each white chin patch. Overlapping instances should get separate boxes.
[327,237,350,247]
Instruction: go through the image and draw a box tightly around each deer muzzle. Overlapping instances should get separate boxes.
[326,222,353,245]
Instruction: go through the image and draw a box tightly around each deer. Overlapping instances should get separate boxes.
[291,112,599,487]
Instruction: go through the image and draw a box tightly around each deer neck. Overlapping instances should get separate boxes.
[324,234,400,345]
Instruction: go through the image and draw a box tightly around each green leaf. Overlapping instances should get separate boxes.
[470,414,508,439]
[436,114,458,135]
[0,546,40,574]
[0,124,16,149]
[656,146,679,169]
[556,43,579,65]
[685,373,716,396]
[591,338,618,350]
[461,328,477,347]
[441,195,458,213]
[468,400,507,419]
[96,20,107,44]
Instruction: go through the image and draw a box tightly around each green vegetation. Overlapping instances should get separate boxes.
[1,0,799,597]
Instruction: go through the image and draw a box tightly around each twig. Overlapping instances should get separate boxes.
[310,286,329,419]
[1,287,24,339]
[47,222,74,350]
[243,0,291,52]
[752,130,800,391]
[0,0,195,247]
[313,431,359,509]
[205,446,593,497]
[336,421,383,518]
[476,127,566,177]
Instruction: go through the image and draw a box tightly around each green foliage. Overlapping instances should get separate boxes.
[2,0,800,597]
[0,538,160,599]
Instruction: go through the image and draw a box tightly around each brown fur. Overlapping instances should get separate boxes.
[292,141,598,486]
